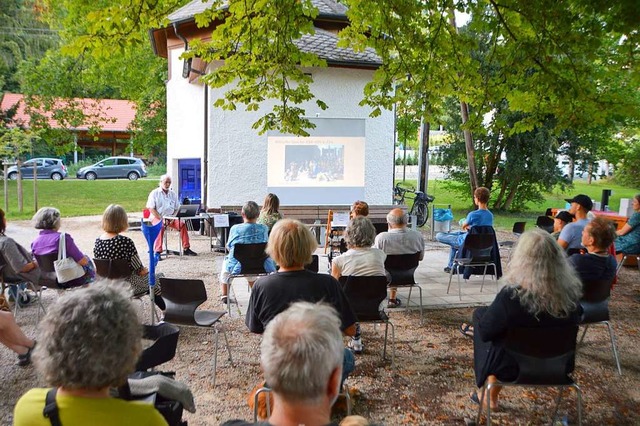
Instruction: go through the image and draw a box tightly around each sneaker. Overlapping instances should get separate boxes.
[444,267,452,273]
[183,248,198,256]
[348,337,363,354]
[221,295,228,304]
[154,252,163,264]
[387,298,402,308]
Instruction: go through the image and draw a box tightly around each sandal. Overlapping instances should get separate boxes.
[459,323,474,338]
[470,390,499,411]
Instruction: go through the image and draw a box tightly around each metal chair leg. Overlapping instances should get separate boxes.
[220,322,234,366]
[578,324,589,346]
[212,327,219,387]
[456,265,463,300]
[416,285,424,325]
[550,386,565,425]
[253,387,272,421]
[480,264,488,292]
[574,384,583,426]
[604,321,622,375]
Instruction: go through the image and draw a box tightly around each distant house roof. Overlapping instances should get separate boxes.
[167,0,348,23]
[150,0,380,68]
[0,93,136,133]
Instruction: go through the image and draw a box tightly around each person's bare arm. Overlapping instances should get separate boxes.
[617,223,632,236]
[331,263,342,281]
[77,257,89,266]
[149,208,162,220]
[557,238,569,249]
[19,261,37,273]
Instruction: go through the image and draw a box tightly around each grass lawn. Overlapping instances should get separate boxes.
[0,179,159,220]
[2,177,635,230]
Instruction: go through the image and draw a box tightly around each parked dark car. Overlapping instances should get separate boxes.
[76,156,147,180]
[7,158,68,180]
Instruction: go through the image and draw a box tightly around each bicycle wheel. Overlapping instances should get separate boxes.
[413,201,429,227]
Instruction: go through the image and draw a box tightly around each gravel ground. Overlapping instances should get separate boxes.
[1,216,639,425]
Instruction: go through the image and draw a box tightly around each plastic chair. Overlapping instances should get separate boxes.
[94,258,131,279]
[447,233,497,300]
[339,275,395,365]
[1,254,47,321]
[498,222,526,262]
[159,278,234,386]
[253,384,351,421]
[384,252,423,324]
[227,242,270,317]
[615,253,640,276]
[476,325,583,426]
[578,279,622,375]
[535,216,554,233]
[136,322,181,371]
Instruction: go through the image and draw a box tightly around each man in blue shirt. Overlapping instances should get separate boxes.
[558,194,592,251]
[436,187,493,272]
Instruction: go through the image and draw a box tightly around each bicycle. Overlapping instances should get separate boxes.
[393,182,435,227]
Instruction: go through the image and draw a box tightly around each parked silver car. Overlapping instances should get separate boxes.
[7,158,68,180]
[76,156,147,180]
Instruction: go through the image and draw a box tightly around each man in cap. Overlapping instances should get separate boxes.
[558,194,592,250]
[551,210,574,240]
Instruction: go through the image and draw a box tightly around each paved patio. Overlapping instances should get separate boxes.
[223,243,503,319]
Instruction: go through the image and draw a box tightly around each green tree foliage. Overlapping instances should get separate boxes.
[0,0,59,92]
[13,0,180,157]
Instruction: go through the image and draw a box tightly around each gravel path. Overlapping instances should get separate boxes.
[1,216,639,425]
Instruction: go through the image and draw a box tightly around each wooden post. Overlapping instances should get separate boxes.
[3,163,7,212]
[33,160,38,212]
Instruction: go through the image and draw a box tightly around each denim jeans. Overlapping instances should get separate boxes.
[342,348,355,386]
[436,231,465,268]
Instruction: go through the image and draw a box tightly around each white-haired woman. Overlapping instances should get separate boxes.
[468,229,583,411]
[13,281,168,425]
[331,216,387,354]
[31,207,95,288]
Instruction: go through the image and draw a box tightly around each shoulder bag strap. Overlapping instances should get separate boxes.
[43,387,63,426]
[58,233,66,260]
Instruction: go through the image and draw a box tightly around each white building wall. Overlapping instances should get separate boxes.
[206,66,394,207]
[166,47,205,184]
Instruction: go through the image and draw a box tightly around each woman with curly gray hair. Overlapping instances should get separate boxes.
[31,206,95,288]
[331,216,387,355]
[13,281,168,425]
[467,229,583,412]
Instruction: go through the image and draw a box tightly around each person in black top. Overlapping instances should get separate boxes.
[246,219,357,384]
[469,229,583,411]
[568,216,617,284]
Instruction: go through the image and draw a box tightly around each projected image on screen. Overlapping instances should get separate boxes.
[284,144,344,183]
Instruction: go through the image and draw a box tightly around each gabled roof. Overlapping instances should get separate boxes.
[0,93,136,133]
[297,28,380,67]
[168,0,347,24]
[150,0,380,68]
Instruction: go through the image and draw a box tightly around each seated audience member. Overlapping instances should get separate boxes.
[551,210,574,240]
[351,200,369,218]
[0,310,36,366]
[147,174,197,259]
[94,204,166,310]
[569,216,617,283]
[0,208,41,287]
[436,187,493,272]
[246,219,356,382]
[31,207,94,287]
[224,302,348,426]
[374,208,425,308]
[331,216,386,354]
[13,281,168,425]
[558,194,592,250]
[615,193,640,258]
[219,201,276,303]
[467,229,582,411]
[257,193,283,232]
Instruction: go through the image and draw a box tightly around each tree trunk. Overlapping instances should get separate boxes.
[449,11,479,201]
[493,179,508,209]
[17,160,23,213]
[568,158,575,183]
[503,182,520,211]
[418,121,430,193]
[587,162,593,184]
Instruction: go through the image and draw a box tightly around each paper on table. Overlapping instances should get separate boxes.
[213,214,230,227]
[331,212,350,227]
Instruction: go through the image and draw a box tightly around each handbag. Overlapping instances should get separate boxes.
[54,233,85,284]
